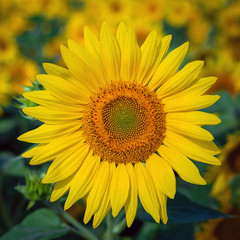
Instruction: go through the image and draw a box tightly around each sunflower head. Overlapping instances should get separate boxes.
[82,81,166,164]
[18,22,221,228]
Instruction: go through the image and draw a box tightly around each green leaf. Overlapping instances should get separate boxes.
[0,208,69,240]
[156,223,194,240]
[0,119,16,135]
[139,192,228,224]
[177,180,219,207]
[0,152,16,170]
[1,156,29,177]
[167,192,228,223]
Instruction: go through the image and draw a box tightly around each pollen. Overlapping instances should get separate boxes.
[82,82,166,164]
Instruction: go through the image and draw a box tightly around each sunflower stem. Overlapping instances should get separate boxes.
[113,218,126,234]
[106,213,114,240]
[57,204,99,240]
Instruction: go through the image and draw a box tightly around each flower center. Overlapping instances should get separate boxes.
[82,81,166,164]
[102,96,147,140]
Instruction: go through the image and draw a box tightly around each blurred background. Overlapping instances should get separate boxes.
[0,0,240,239]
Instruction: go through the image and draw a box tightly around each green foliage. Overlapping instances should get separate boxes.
[139,192,228,224]
[15,81,43,107]
[15,172,53,209]
[16,15,64,65]
[0,208,69,240]
[1,155,29,177]
[0,119,16,136]
[136,222,194,240]
[14,80,45,120]
[204,91,240,146]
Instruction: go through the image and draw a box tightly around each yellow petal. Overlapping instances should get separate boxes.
[166,111,221,126]
[84,27,108,84]
[100,22,121,82]
[42,63,79,85]
[22,106,82,124]
[189,138,220,155]
[84,161,110,224]
[157,192,168,224]
[185,77,218,96]
[136,31,158,84]
[29,131,84,165]
[134,162,160,223]
[158,145,206,185]
[142,35,172,86]
[60,45,99,92]
[42,144,89,183]
[163,130,221,165]
[22,144,46,158]
[23,91,85,111]
[50,174,74,202]
[84,26,100,58]
[37,74,89,104]
[64,152,100,210]
[93,163,115,229]
[165,77,217,101]
[148,42,189,90]
[157,35,172,64]
[110,163,129,217]
[124,163,138,228]
[146,153,176,199]
[163,95,220,112]
[93,203,111,229]
[18,122,81,143]
[116,21,128,52]
[167,120,214,141]
[121,24,141,82]
[157,61,204,98]
[68,39,106,87]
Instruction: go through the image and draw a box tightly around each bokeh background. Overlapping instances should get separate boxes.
[0,0,240,239]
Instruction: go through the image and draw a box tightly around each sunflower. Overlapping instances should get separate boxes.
[133,0,164,22]
[200,51,240,96]
[8,57,38,94]
[0,71,11,116]
[195,214,240,240]
[165,0,198,27]
[18,22,221,228]
[0,28,17,64]
[206,133,240,209]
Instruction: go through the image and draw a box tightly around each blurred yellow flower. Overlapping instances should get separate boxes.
[0,72,11,116]
[64,13,98,45]
[195,0,227,13]
[43,37,63,60]
[133,0,164,22]
[14,0,70,18]
[201,51,240,95]
[19,22,220,229]
[206,133,240,209]
[100,0,133,24]
[165,0,198,27]
[195,212,240,240]
[0,29,18,64]
[218,1,240,39]
[8,57,38,94]
[187,17,210,47]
